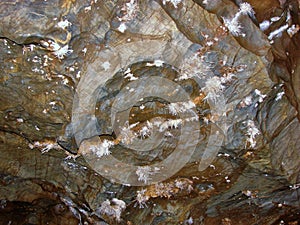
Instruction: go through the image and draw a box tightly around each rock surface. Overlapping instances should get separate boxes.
[0,0,299,224]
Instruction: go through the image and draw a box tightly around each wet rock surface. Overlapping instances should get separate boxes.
[0,0,300,224]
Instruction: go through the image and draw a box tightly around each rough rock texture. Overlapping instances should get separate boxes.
[0,0,299,224]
